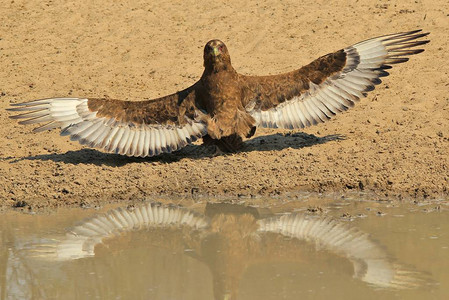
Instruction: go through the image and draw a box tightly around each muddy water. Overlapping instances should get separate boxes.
[0,198,447,300]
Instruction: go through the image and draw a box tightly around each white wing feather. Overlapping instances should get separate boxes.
[9,98,207,157]
[249,30,429,129]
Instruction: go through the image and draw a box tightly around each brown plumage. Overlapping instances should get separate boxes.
[8,30,429,157]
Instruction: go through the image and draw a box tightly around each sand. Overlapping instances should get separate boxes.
[1,0,448,210]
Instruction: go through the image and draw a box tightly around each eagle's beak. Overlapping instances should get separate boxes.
[212,47,220,56]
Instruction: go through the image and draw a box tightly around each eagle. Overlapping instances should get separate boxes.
[9,30,429,157]
[23,202,428,299]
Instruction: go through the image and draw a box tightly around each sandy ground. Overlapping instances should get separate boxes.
[0,0,448,210]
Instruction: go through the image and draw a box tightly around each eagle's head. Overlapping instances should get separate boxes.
[203,39,232,72]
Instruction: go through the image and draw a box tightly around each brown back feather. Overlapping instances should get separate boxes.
[87,85,199,126]
[240,50,347,110]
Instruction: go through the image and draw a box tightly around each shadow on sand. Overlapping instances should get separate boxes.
[7,132,344,167]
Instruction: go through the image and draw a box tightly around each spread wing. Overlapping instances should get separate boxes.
[25,202,210,261]
[8,85,207,157]
[257,214,427,289]
[243,30,429,129]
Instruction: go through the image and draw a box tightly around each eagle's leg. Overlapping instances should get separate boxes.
[202,134,243,153]
[246,126,256,138]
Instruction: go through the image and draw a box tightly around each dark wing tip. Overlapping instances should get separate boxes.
[408,32,429,39]
[419,39,430,45]
[405,29,423,35]
[9,99,42,106]
[8,114,23,119]
[371,78,382,85]
[397,29,429,38]
[8,102,27,107]
[385,57,409,64]
[364,85,375,92]
[413,48,425,55]
[376,70,390,77]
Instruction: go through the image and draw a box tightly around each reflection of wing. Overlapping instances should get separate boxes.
[257,214,425,289]
[27,203,210,261]
[8,85,207,157]
[243,30,429,129]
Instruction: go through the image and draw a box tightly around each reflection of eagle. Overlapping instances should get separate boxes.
[26,203,427,300]
[9,30,428,156]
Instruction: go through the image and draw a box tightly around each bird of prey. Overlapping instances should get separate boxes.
[9,30,429,157]
[24,202,429,299]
